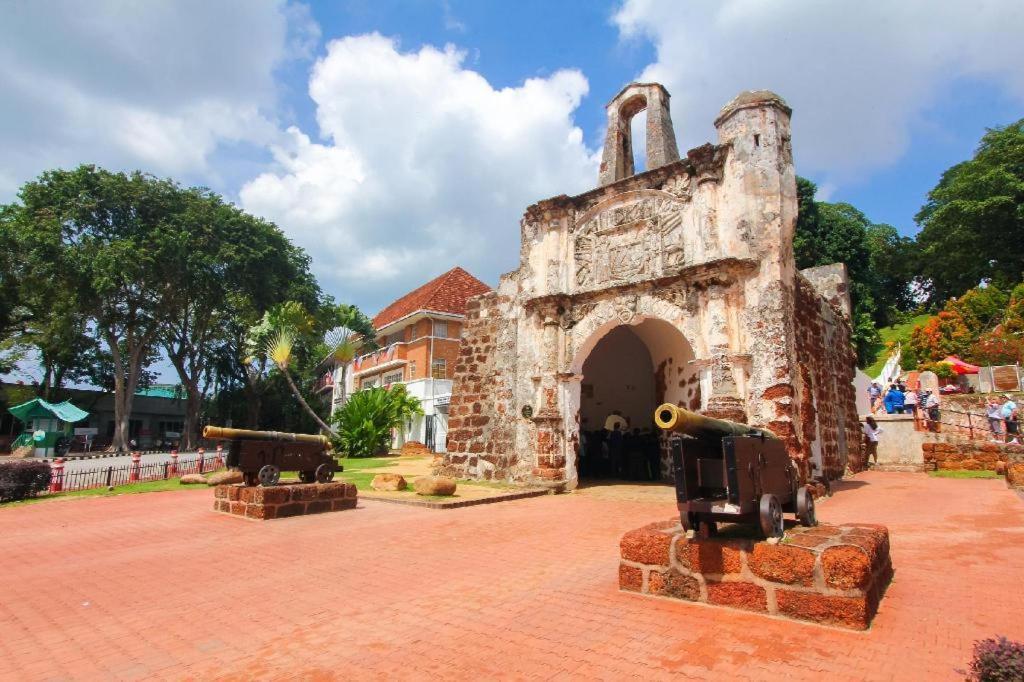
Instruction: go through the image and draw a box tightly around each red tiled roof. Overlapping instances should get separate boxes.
[372,267,491,330]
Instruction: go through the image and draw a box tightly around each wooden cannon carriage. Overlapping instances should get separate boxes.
[654,404,816,538]
[202,426,340,487]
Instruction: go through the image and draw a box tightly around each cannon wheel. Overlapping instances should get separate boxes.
[759,493,784,538]
[298,471,316,483]
[243,471,259,487]
[796,486,817,527]
[315,463,335,484]
[258,465,281,487]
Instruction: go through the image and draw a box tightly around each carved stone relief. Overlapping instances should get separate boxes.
[573,194,687,291]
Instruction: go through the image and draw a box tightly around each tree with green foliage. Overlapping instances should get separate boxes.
[329,385,422,457]
[863,223,917,325]
[795,177,917,366]
[916,119,1024,301]
[6,166,184,451]
[159,189,319,449]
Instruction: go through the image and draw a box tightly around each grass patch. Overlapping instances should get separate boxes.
[863,313,933,378]
[280,457,408,491]
[2,477,202,508]
[928,469,1000,479]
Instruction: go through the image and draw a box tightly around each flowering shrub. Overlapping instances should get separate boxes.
[0,460,52,502]
[966,636,1024,681]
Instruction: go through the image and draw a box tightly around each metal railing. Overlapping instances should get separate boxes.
[49,453,223,494]
[894,406,1015,442]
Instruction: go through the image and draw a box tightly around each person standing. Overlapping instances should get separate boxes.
[1001,395,1018,444]
[868,382,883,414]
[925,391,941,432]
[862,416,883,467]
[986,398,1004,441]
[905,388,920,429]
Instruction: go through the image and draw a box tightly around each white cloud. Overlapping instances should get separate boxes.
[614,0,1024,185]
[240,33,597,306]
[0,0,313,198]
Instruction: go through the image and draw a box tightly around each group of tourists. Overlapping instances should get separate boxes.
[985,394,1020,443]
[867,380,941,426]
[578,421,662,481]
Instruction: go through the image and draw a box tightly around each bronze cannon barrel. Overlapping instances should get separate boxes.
[653,403,778,440]
[202,425,330,446]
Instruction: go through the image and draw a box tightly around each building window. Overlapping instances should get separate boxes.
[387,331,404,346]
[408,361,416,378]
[384,371,403,385]
[431,359,447,380]
[362,376,378,390]
[432,320,448,338]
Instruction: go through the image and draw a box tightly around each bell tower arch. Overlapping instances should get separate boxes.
[598,82,680,186]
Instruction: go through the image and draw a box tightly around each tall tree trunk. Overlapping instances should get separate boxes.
[169,354,203,451]
[183,380,201,451]
[243,380,262,428]
[106,331,128,453]
[281,367,334,435]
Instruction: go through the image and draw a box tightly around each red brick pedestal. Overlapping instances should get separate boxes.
[619,520,892,630]
[213,482,357,520]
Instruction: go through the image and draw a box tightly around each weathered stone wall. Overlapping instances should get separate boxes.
[791,272,862,478]
[443,85,859,487]
[440,278,523,481]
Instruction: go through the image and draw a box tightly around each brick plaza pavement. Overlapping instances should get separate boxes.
[1,471,1022,680]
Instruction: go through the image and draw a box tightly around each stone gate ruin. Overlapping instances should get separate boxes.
[441,84,861,487]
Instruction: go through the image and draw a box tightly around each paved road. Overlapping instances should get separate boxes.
[61,452,197,474]
[1,472,1022,679]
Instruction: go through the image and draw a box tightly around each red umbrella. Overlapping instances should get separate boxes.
[940,356,980,375]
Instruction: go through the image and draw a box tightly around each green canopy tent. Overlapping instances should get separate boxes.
[8,398,89,457]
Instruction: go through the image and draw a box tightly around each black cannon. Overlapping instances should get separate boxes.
[202,426,340,487]
[654,404,816,538]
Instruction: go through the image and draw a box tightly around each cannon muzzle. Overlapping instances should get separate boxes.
[202,425,330,446]
[654,404,777,440]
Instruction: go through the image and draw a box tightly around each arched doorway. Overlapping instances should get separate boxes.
[571,317,698,485]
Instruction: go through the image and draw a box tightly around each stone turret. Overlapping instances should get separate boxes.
[598,82,680,186]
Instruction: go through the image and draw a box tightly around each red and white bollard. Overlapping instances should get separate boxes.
[49,458,65,493]
[169,449,179,476]
[215,443,224,468]
[197,447,205,474]
[129,451,141,482]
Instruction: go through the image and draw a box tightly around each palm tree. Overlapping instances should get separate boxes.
[265,328,335,435]
[325,325,357,411]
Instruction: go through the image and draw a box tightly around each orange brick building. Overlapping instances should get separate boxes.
[317,267,490,452]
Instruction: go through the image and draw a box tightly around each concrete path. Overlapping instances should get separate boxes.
[1,471,1022,680]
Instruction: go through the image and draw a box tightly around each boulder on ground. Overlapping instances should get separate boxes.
[413,475,456,496]
[371,473,407,491]
[400,440,431,456]
[179,474,207,485]
[995,461,1008,476]
[206,470,243,486]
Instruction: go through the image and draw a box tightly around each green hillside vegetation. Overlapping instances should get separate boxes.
[863,314,933,378]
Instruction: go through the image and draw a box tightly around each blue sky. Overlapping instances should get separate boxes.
[2,0,1023,344]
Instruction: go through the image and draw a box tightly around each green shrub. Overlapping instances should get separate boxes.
[330,385,423,457]
[0,460,52,502]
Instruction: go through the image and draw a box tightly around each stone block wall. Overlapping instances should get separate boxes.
[789,273,862,478]
[922,439,1023,472]
[213,482,357,520]
[619,519,892,630]
[441,288,521,481]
